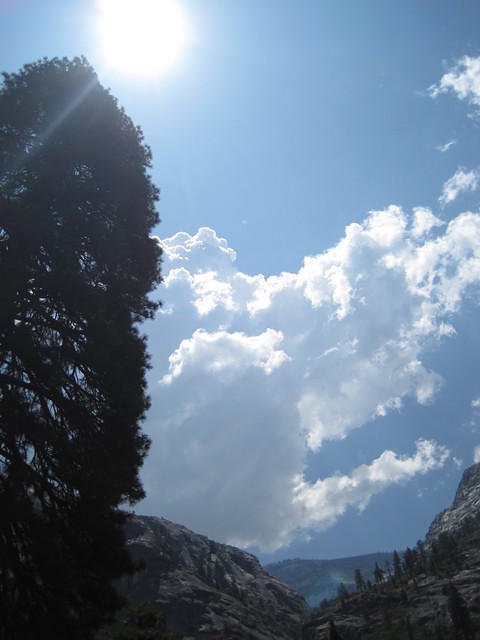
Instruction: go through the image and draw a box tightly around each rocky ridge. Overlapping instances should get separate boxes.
[305,463,480,639]
[119,515,305,639]
[426,462,480,545]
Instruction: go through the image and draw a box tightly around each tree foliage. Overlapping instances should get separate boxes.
[0,57,161,638]
[97,603,180,640]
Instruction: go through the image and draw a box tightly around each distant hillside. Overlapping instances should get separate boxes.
[265,553,393,607]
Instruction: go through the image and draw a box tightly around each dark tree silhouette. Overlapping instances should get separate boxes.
[446,582,474,640]
[0,58,161,639]
[393,549,403,583]
[354,567,365,592]
[328,620,344,640]
[374,561,385,585]
[97,603,180,640]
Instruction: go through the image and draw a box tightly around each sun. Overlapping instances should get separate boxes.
[98,0,187,76]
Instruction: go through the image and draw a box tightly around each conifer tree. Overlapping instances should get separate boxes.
[374,561,385,585]
[0,58,161,639]
[447,582,474,640]
[393,550,403,583]
[354,568,365,592]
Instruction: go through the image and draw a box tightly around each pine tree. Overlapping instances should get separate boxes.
[374,561,385,585]
[0,58,161,639]
[328,620,344,640]
[447,582,474,640]
[354,568,365,592]
[393,550,403,583]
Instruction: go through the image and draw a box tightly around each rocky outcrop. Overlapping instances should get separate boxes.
[426,463,480,545]
[119,515,305,639]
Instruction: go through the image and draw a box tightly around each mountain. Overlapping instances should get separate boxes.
[426,462,480,545]
[265,553,393,607]
[114,463,480,639]
[118,515,305,639]
[304,463,480,639]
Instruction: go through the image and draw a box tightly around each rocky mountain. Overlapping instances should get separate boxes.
[265,553,393,607]
[426,462,480,545]
[118,515,305,639]
[304,463,480,639]
[304,561,480,639]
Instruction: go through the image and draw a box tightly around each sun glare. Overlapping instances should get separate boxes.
[99,0,187,76]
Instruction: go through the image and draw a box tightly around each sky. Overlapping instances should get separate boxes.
[3,0,480,563]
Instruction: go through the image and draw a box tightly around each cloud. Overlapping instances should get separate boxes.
[429,55,480,109]
[437,139,457,153]
[293,439,449,533]
[411,207,444,239]
[474,446,480,464]
[160,328,290,385]
[438,168,479,207]
[140,206,480,550]
[472,398,480,408]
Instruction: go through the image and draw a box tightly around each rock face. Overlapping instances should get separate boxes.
[119,515,305,639]
[426,462,480,545]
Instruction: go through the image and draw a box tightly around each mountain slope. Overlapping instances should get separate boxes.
[265,553,393,607]
[304,463,480,639]
[118,515,305,639]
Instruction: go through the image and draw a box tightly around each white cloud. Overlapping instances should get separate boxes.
[438,168,479,207]
[411,207,444,239]
[472,398,480,408]
[437,139,457,153]
[160,328,290,385]
[140,207,480,550]
[429,56,480,109]
[474,446,480,464]
[293,439,449,534]
[453,456,463,468]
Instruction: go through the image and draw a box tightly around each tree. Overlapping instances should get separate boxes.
[354,568,365,592]
[337,582,349,601]
[328,620,344,640]
[446,582,474,640]
[403,547,416,577]
[97,603,180,640]
[0,58,161,639]
[393,550,403,583]
[374,561,385,585]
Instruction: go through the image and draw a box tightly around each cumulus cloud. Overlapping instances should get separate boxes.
[474,446,480,464]
[411,207,444,239]
[472,398,480,408]
[161,328,290,385]
[140,206,480,550]
[438,168,479,207]
[429,56,480,109]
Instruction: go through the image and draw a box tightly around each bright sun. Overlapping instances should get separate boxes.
[99,0,187,76]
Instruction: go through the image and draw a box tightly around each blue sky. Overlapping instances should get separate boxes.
[3,0,480,562]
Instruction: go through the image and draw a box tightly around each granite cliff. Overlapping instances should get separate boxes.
[118,515,305,639]
[426,462,480,546]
